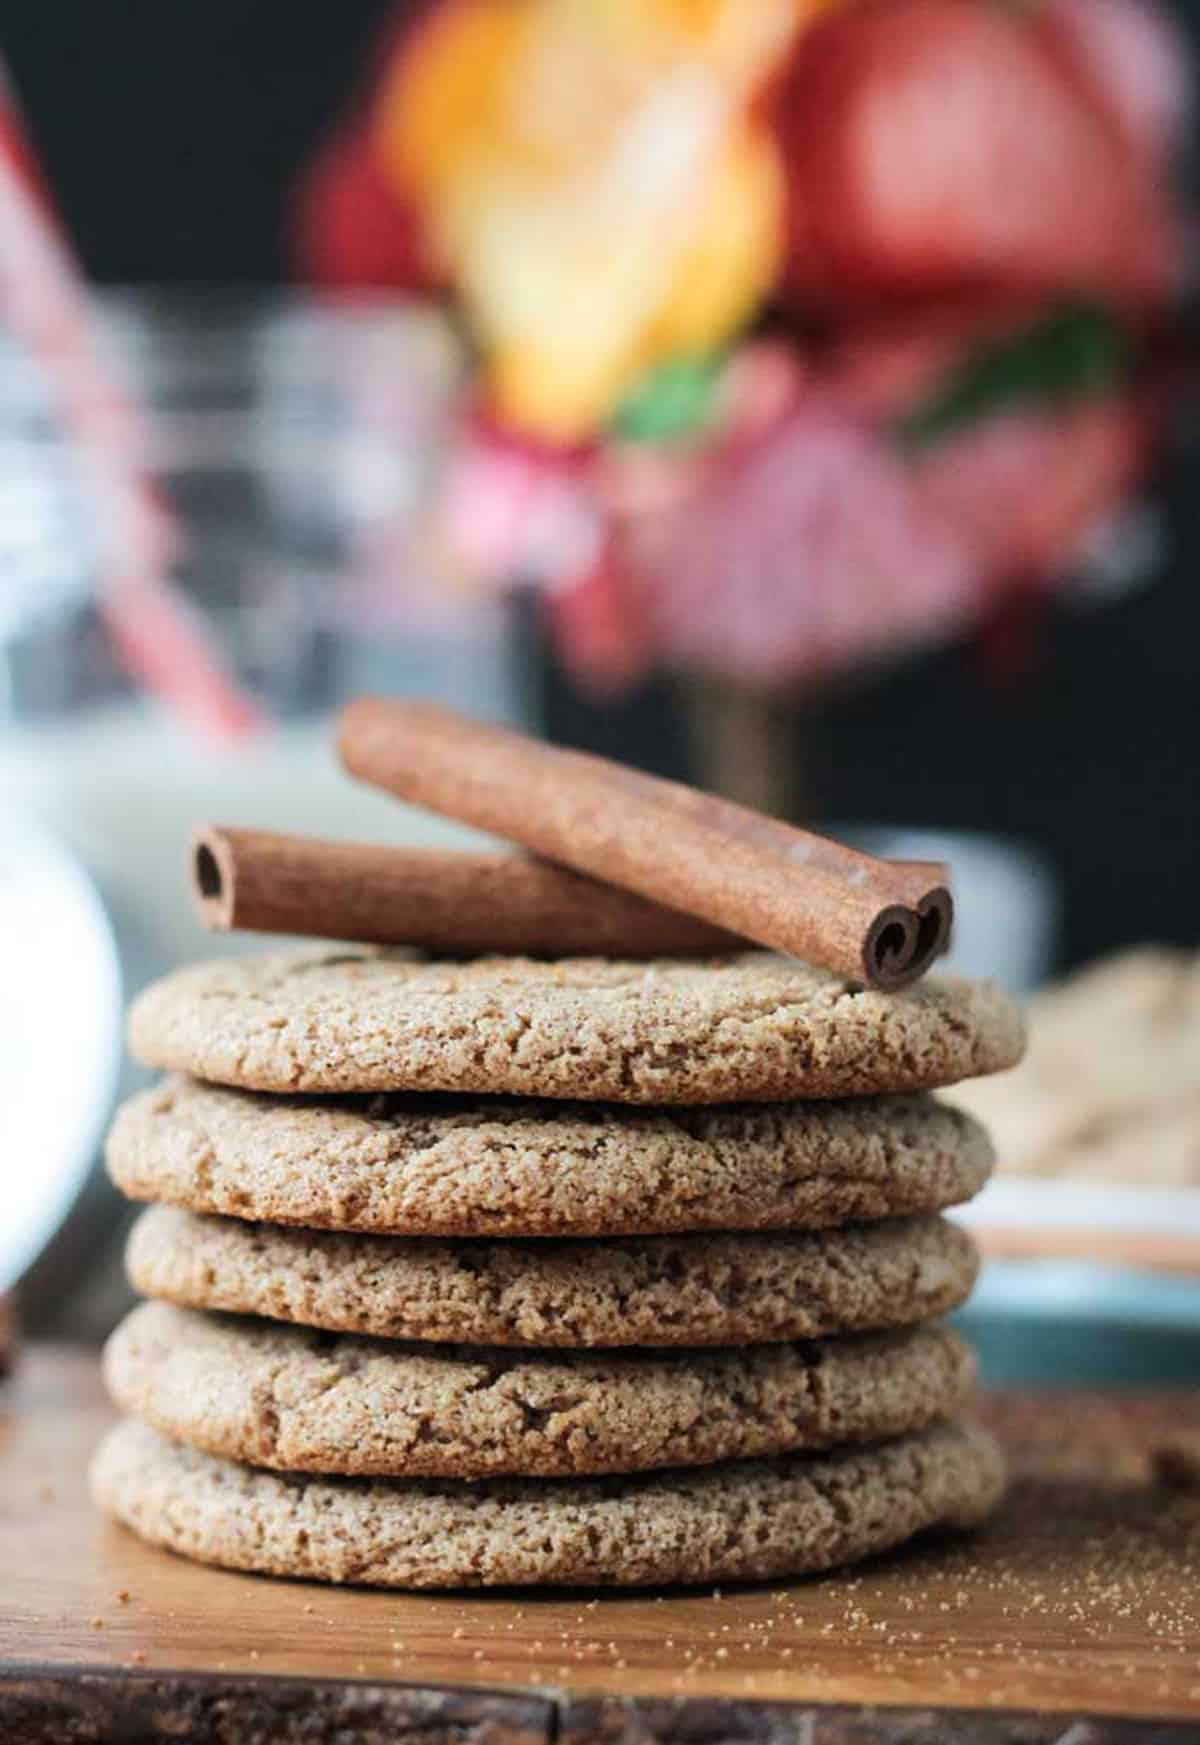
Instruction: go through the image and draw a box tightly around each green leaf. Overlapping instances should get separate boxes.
[612,354,723,444]
[894,298,1136,454]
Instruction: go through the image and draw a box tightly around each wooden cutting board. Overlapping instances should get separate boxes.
[3,1348,1199,1741]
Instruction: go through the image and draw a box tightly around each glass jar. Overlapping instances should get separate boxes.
[1,291,533,1333]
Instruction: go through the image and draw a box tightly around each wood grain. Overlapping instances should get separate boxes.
[3,1350,1200,1727]
[0,1667,552,1745]
[562,1696,1197,1744]
[2,1678,1190,1745]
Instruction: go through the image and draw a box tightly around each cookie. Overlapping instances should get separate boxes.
[91,1416,1004,1588]
[103,1303,975,1479]
[127,949,1023,1102]
[948,947,1200,1185]
[127,1205,979,1347]
[107,1078,992,1238]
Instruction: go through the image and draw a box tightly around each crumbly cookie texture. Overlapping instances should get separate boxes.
[127,1205,979,1347]
[103,1302,975,1480]
[947,946,1199,1184]
[108,1077,993,1238]
[127,949,1024,1103]
[92,1416,1005,1589]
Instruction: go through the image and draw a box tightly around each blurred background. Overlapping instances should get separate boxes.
[2,0,1198,1375]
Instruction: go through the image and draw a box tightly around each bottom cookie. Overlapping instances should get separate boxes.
[91,1417,1004,1589]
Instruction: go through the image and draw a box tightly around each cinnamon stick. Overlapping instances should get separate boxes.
[337,699,954,989]
[191,826,743,956]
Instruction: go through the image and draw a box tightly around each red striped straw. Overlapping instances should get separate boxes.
[0,71,261,740]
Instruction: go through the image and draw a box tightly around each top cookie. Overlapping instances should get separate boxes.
[129,949,1023,1103]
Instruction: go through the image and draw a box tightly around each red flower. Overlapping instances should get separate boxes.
[294,125,445,293]
[557,320,1155,690]
[777,0,1186,308]
[908,398,1148,588]
[546,540,655,696]
[616,391,975,688]
[1042,0,1192,170]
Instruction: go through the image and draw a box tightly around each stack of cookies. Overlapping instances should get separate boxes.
[92,948,1022,1589]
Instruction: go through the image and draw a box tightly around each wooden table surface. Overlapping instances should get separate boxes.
[3,1348,1199,1742]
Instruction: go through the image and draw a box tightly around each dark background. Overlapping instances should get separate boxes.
[5,0,1198,971]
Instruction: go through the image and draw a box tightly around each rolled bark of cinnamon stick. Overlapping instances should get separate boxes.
[191,827,743,956]
[337,699,953,990]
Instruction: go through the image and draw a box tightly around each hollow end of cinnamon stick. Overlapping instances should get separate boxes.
[191,827,240,931]
[863,886,954,990]
[186,824,750,955]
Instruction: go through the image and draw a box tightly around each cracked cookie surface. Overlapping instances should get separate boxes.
[127,949,1024,1102]
[91,1416,1004,1587]
[103,1302,975,1479]
[108,1076,992,1237]
[127,1204,980,1347]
